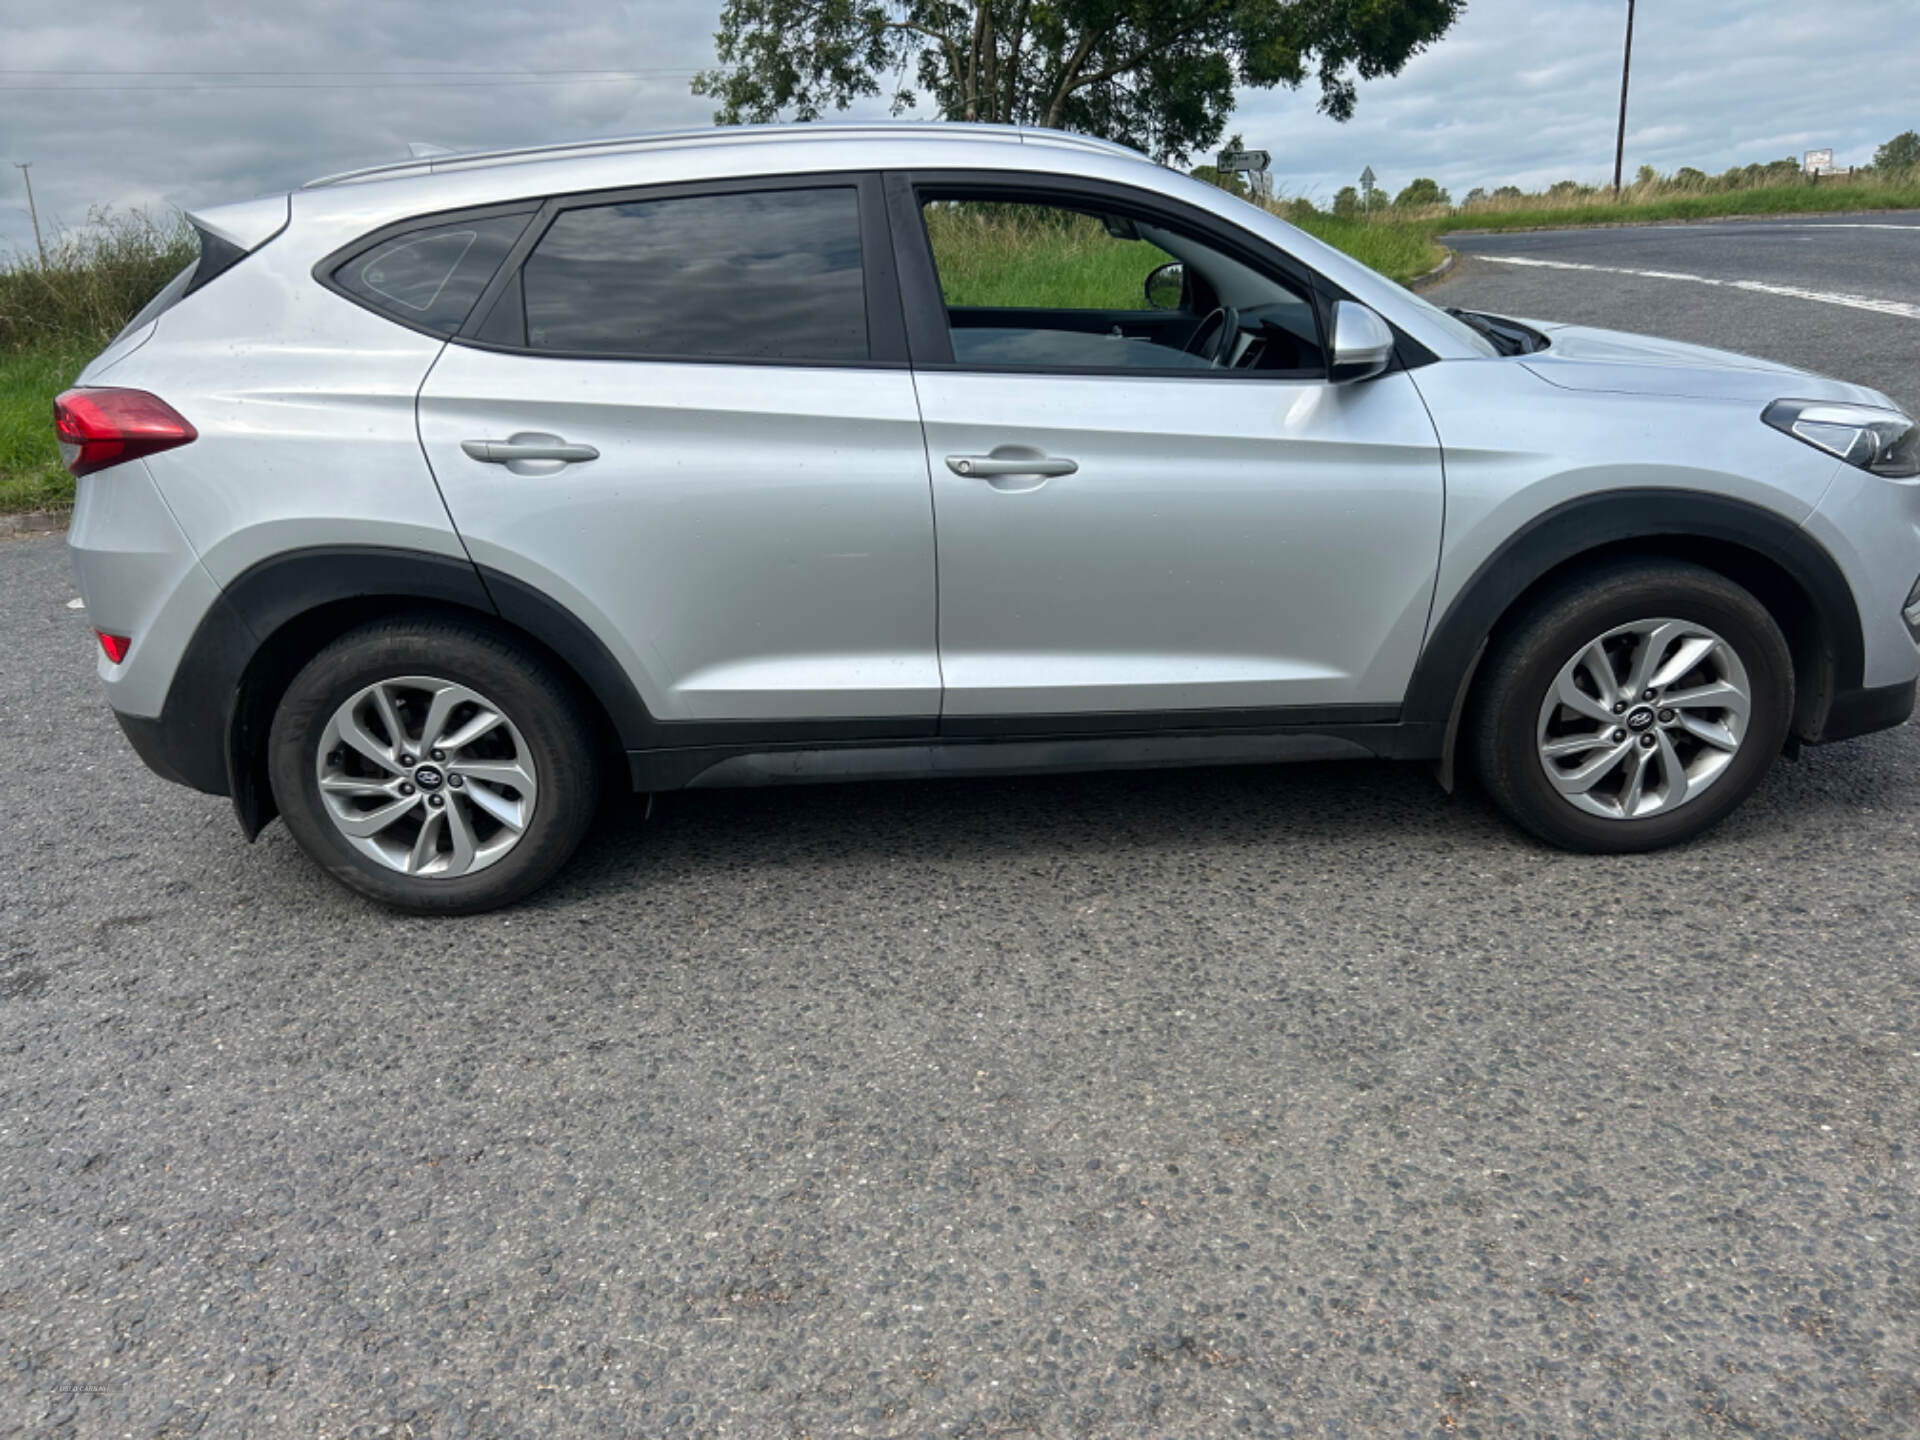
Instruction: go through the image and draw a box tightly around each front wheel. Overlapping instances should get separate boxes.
[268,618,600,914]
[1473,561,1794,853]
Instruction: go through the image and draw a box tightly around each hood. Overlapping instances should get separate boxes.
[1506,320,1896,409]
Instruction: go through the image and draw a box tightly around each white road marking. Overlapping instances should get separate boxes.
[1474,254,1920,321]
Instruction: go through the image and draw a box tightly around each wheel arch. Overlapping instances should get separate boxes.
[156,547,650,838]
[1416,489,1863,787]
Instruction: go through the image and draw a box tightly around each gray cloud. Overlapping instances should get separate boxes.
[1,0,1915,253]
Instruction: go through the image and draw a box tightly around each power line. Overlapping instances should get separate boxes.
[0,67,703,76]
[0,76,703,92]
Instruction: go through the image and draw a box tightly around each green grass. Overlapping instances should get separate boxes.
[0,209,194,515]
[0,343,89,513]
[1433,177,1920,235]
[926,203,1177,307]
[1290,212,1447,282]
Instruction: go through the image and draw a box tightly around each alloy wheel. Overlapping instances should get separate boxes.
[314,676,538,877]
[1535,617,1752,821]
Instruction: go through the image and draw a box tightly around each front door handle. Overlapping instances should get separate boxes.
[461,435,600,465]
[945,452,1078,479]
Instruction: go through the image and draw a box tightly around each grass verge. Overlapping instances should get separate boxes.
[1,177,1915,514]
[0,344,89,514]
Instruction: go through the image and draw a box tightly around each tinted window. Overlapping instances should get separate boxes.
[335,213,530,335]
[520,188,867,362]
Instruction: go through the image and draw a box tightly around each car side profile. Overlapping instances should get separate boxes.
[62,123,1920,913]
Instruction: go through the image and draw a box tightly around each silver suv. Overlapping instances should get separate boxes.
[63,124,1920,912]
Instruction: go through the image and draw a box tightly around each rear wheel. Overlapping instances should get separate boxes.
[1473,561,1793,852]
[269,618,600,913]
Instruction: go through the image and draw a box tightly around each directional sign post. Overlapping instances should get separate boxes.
[1217,147,1273,204]
[1359,165,1377,217]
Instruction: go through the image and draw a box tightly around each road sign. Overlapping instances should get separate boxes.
[1359,165,1376,185]
[1217,148,1271,173]
[1804,148,1834,175]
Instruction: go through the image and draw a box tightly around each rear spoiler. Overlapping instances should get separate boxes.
[182,193,290,294]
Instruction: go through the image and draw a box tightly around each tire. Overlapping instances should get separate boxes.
[1472,560,1793,853]
[268,617,601,914]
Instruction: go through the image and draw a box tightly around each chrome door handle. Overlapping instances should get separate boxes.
[461,437,600,464]
[945,453,1077,478]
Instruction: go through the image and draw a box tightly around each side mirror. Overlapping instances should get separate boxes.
[1329,301,1395,383]
[1144,261,1187,311]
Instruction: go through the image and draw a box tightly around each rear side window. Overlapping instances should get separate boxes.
[518,187,867,362]
[333,213,530,335]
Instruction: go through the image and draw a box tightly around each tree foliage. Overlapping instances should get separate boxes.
[1877,130,1920,172]
[694,0,1466,161]
[1392,176,1448,208]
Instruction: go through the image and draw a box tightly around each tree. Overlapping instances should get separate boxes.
[694,0,1468,161]
[1191,131,1251,196]
[1492,185,1523,200]
[1189,164,1249,198]
[1332,185,1361,219]
[1876,130,1920,171]
[1392,176,1449,208]
[1461,186,1488,207]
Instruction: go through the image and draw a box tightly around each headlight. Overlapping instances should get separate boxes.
[1763,399,1919,478]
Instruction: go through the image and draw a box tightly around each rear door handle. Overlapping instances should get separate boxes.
[945,453,1078,479]
[461,436,600,464]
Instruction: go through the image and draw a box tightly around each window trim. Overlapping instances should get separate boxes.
[313,201,540,340]
[453,171,909,369]
[887,169,1426,382]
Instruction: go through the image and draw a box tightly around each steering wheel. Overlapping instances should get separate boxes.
[1184,305,1241,367]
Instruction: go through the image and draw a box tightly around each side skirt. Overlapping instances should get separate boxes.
[628,722,1447,791]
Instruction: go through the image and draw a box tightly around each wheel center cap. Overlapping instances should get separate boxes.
[413,764,444,791]
[1625,705,1656,732]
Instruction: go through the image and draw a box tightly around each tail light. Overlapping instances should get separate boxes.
[54,388,197,478]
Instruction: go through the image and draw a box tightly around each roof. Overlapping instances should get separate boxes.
[304,122,1148,189]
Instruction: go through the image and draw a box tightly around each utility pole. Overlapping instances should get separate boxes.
[1612,0,1636,196]
[14,161,45,267]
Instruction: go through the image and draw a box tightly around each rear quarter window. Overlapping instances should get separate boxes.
[331,212,531,335]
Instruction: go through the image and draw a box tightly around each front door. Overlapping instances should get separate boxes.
[898,182,1445,722]
[417,176,939,725]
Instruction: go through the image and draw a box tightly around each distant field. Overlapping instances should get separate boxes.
[2,173,1917,513]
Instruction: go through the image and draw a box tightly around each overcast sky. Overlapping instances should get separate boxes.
[2,0,1915,253]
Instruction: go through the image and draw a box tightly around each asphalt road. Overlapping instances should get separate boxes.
[1441,210,1920,414]
[5,219,1920,1439]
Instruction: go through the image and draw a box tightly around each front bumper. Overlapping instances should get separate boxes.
[1815,676,1916,744]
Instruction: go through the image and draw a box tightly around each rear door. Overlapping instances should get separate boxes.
[416,174,940,727]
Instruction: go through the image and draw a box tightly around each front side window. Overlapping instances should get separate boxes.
[519,187,868,362]
[920,196,1324,375]
[334,213,530,335]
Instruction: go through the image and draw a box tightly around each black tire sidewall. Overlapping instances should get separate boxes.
[268,620,598,914]
[1476,563,1793,853]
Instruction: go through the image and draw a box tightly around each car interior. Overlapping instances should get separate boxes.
[923,199,1328,375]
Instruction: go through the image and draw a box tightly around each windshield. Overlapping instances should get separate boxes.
[1381,274,1499,357]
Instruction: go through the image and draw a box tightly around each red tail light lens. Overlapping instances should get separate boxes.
[97,631,131,664]
[54,388,197,478]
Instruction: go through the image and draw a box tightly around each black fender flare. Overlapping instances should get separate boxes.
[1410,488,1864,779]
[131,546,658,837]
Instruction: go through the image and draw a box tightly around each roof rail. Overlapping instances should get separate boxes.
[304,121,1150,189]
